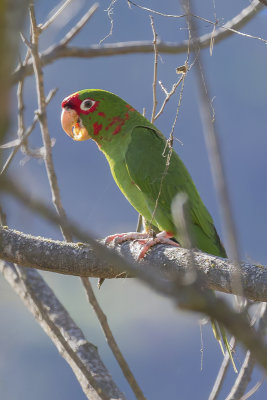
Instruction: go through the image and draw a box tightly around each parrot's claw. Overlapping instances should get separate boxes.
[105,231,179,260]
[105,232,150,245]
[137,231,180,260]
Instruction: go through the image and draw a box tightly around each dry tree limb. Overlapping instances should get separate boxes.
[12,0,265,85]
[1,226,267,302]
[0,261,126,400]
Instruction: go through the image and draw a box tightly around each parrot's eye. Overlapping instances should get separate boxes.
[80,99,95,111]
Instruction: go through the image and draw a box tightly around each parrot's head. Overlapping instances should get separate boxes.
[61,89,136,144]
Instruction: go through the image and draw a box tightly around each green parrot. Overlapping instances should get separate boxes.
[61,89,236,371]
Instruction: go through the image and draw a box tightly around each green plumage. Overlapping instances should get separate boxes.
[62,89,236,371]
[77,89,226,258]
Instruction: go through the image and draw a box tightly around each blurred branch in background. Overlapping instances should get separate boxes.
[0,261,125,400]
[11,0,265,85]
[0,0,29,144]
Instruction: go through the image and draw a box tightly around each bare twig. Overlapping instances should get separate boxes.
[150,16,158,124]
[226,351,255,400]
[59,3,99,47]
[12,0,264,85]
[40,0,74,32]
[208,337,236,400]
[240,378,265,400]
[0,88,57,176]
[155,77,183,121]
[81,278,147,400]
[182,0,244,301]
[226,303,267,400]
[28,4,71,241]
[128,0,264,44]
[99,0,118,44]
[17,62,44,160]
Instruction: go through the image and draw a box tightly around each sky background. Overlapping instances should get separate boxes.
[1,0,267,399]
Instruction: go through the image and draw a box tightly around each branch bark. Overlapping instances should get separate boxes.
[0,226,266,302]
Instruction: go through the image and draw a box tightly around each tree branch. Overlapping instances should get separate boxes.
[12,0,264,85]
[0,226,267,302]
[0,261,126,400]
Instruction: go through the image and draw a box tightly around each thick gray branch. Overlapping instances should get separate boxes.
[0,227,266,302]
[0,261,126,400]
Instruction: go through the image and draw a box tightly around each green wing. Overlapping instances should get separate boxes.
[125,126,226,257]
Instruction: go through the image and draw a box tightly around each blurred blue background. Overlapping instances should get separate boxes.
[1,0,267,399]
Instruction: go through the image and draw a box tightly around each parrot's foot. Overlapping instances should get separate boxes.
[105,231,179,260]
[105,232,150,245]
[137,231,180,260]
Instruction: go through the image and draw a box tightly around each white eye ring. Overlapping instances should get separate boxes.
[80,98,96,111]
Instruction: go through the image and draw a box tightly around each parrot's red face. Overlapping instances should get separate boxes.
[61,92,98,141]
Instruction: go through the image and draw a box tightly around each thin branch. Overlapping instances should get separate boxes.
[226,303,267,400]
[226,351,255,400]
[40,0,74,32]
[0,88,57,176]
[240,378,265,400]
[208,337,236,400]
[12,0,264,85]
[127,1,186,18]
[0,261,125,400]
[150,16,158,124]
[99,0,118,44]
[28,4,71,241]
[182,0,244,301]
[155,77,183,121]
[81,278,147,400]
[17,60,44,160]
[59,3,99,47]
[128,0,264,43]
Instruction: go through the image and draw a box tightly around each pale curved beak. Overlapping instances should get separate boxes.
[61,107,91,141]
